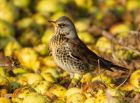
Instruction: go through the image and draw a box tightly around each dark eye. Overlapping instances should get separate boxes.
[58,23,66,28]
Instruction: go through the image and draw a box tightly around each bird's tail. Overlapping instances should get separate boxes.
[111,64,129,71]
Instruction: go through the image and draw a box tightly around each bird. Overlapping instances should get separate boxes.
[48,16,128,81]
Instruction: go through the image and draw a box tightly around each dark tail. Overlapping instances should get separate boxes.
[98,57,129,72]
[111,64,129,71]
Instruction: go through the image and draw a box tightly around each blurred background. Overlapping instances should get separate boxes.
[0,0,140,103]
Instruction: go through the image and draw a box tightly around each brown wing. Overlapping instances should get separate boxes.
[67,39,89,63]
[68,38,114,71]
[68,39,98,69]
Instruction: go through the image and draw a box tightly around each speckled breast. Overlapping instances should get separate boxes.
[52,44,88,75]
[50,35,89,74]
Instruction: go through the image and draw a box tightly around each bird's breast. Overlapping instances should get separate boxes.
[52,44,71,70]
[49,35,68,50]
[49,35,89,74]
[51,44,88,74]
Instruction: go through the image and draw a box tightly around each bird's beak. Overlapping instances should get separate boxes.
[48,20,56,24]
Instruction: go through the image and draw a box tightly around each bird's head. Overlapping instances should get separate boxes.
[48,16,78,38]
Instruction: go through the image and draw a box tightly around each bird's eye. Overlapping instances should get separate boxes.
[58,23,66,28]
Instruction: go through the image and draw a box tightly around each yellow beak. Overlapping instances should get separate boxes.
[48,20,56,24]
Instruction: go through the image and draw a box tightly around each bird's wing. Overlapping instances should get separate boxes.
[67,39,88,62]
[68,39,114,71]
[67,39,99,67]
[68,38,128,71]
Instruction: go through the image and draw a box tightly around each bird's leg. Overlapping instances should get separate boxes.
[70,73,74,79]
[73,75,82,88]
[68,73,75,88]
